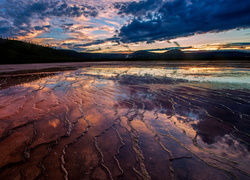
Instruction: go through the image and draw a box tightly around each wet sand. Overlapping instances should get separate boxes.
[0,62,250,180]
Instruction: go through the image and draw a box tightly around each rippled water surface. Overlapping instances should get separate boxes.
[0,61,250,180]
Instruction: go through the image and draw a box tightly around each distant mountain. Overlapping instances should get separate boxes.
[129,49,250,60]
[128,49,187,60]
[1,38,250,64]
[184,50,250,60]
[162,49,185,59]
[128,50,160,59]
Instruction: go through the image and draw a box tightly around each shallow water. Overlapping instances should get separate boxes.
[0,61,250,180]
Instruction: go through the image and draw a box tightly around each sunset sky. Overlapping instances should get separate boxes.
[0,0,250,53]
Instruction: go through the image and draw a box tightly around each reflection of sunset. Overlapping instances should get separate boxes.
[82,66,250,85]
[187,67,219,72]
[49,119,60,128]
[0,63,250,179]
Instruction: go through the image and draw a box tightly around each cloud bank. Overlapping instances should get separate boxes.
[117,0,250,43]
[0,0,99,37]
[0,0,249,52]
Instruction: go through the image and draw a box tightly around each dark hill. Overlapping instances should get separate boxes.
[129,50,160,59]
[0,38,126,64]
[0,38,80,63]
[1,38,250,64]
[185,50,250,60]
[161,49,185,59]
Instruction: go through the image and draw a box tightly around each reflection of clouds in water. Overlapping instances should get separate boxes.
[113,78,250,152]
[0,64,250,179]
[218,135,250,157]
[0,73,58,90]
[193,117,233,145]
[198,134,250,162]
[82,66,250,85]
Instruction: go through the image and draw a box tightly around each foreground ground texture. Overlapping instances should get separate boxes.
[0,61,250,180]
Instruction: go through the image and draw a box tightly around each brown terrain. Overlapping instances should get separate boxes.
[0,62,249,180]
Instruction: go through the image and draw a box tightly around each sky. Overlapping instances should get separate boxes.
[0,0,250,53]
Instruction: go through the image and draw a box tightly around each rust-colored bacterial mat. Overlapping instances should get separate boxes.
[0,62,250,180]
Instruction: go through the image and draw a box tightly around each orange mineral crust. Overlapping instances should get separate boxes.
[0,62,250,180]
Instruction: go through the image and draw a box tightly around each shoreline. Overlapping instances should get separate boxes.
[1,60,250,75]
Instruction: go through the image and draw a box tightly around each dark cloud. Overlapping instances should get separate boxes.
[47,3,98,18]
[144,46,192,52]
[73,37,121,48]
[118,0,250,43]
[0,27,10,35]
[205,42,250,49]
[146,40,155,44]
[82,26,94,29]
[34,25,51,31]
[85,47,102,52]
[173,41,180,47]
[4,1,55,27]
[60,23,74,31]
[227,42,250,46]
[0,0,99,37]
[115,0,161,16]
[0,20,10,34]
[74,40,106,48]
[61,43,75,46]
[64,23,74,27]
